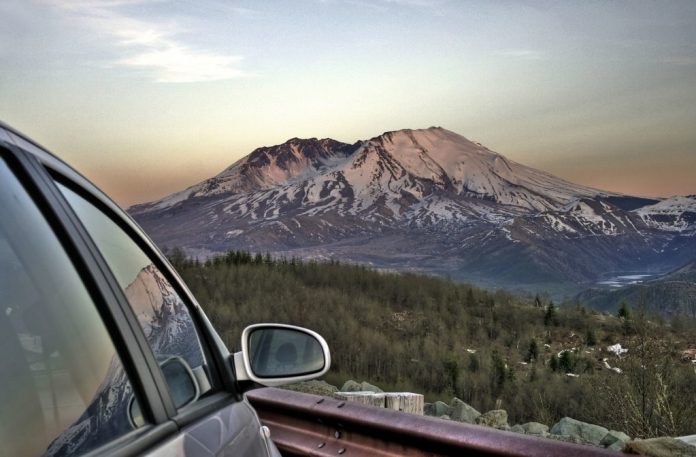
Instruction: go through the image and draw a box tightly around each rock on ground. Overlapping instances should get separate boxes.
[550,417,608,446]
[340,380,384,393]
[600,430,631,451]
[449,398,481,424]
[510,424,525,434]
[424,401,449,417]
[340,380,362,392]
[475,410,508,429]
[361,381,383,393]
[548,434,584,445]
[624,437,696,457]
[283,380,338,396]
[521,422,549,436]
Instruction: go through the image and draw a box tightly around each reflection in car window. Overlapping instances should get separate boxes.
[57,184,209,399]
[0,160,139,456]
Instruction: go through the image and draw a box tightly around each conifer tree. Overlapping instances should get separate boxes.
[544,301,557,326]
[618,301,631,319]
[526,338,539,362]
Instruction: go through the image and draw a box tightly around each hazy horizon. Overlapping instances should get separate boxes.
[1,0,695,207]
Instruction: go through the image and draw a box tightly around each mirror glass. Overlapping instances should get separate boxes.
[128,398,145,428]
[248,328,325,378]
[161,357,198,409]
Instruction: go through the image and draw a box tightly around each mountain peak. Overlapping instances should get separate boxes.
[131,127,603,215]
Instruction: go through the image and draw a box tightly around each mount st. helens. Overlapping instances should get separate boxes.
[130,127,696,303]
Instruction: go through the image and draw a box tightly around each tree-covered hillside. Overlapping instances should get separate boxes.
[169,250,696,438]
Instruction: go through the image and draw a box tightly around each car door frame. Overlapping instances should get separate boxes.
[0,128,249,456]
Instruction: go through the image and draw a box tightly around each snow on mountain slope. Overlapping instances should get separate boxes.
[636,195,696,232]
[535,198,649,237]
[131,138,358,213]
[130,127,696,290]
[361,128,602,211]
[133,127,607,225]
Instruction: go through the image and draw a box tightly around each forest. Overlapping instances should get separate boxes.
[168,249,696,438]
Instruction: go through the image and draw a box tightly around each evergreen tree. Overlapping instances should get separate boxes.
[549,354,559,372]
[491,350,507,395]
[468,353,480,373]
[618,301,631,319]
[534,293,542,308]
[559,351,574,373]
[585,328,597,346]
[544,301,557,326]
[526,338,540,362]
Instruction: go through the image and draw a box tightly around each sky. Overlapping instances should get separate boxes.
[1,0,695,207]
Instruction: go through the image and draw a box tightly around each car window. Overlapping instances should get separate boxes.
[56,183,212,406]
[0,159,141,457]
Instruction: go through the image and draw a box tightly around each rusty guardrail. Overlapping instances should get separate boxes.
[246,388,619,457]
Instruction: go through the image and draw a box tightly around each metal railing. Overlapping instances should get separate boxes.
[246,388,619,456]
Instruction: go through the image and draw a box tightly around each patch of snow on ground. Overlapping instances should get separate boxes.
[607,343,628,356]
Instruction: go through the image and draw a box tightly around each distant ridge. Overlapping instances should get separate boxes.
[575,258,696,315]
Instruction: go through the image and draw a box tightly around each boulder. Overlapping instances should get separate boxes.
[361,381,383,393]
[283,380,338,396]
[424,400,449,417]
[600,430,631,451]
[433,401,449,417]
[624,437,696,457]
[548,434,584,445]
[475,410,508,428]
[439,415,451,421]
[449,398,481,424]
[424,403,435,416]
[510,424,525,434]
[521,422,549,436]
[340,380,362,392]
[550,417,608,446]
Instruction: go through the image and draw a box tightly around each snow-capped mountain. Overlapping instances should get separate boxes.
[636,195,696,232]
[130,127,696,295]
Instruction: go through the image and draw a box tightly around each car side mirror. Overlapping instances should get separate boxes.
[233,324,331,387]
[128,356,199,427]
[160,356,200,408]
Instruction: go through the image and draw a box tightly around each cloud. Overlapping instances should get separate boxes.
[120,46,243,83]
[661,56,696,66]
[325,0,444,9]
[379,0,444,5]
[44,0,244,83]
[495,49,549,61]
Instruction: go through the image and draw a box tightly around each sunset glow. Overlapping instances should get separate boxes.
[1,0,695,206]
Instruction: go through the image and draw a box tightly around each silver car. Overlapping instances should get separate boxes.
[0,122,331,457]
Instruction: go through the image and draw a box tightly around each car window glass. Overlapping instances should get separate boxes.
[0,159,141,457]
[56,184,211,404]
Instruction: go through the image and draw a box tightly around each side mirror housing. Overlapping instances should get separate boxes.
[233,324,331,387]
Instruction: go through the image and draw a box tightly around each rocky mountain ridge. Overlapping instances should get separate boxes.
[130,127,696,297]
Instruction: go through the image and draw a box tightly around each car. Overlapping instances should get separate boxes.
[0,121,332,457]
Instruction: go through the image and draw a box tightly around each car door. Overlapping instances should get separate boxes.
[1,131,278,456]
[0,140,177,457]
[52,178,277,457]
